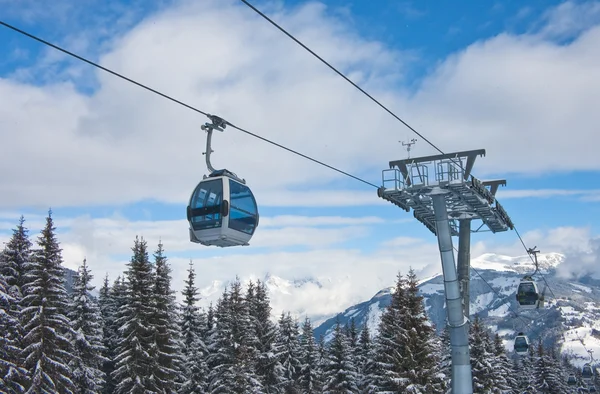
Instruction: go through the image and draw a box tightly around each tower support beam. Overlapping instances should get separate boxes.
[432,192,473,394]
[457,219,472,318]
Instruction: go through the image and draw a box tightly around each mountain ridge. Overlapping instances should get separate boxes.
[314,251,600,367]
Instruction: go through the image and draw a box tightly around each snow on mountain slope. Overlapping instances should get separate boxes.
[470,252,564,274]
[314,251,600,365]
[191,251,599,364]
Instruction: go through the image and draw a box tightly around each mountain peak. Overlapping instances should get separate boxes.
[471,252,564,274]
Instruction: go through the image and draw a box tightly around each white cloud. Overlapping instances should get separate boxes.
[256,190,387,207]
[259,215,384,227]
[1,209,594,321]
[2,1,600,209]
[558,236,600,279]
[3,0,600,323]
[496,188,600,200]
[536,1,600,40]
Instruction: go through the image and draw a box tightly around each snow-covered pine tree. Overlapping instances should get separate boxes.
[345,318,358,350]
[205,302,214,339]
[0,215,32,391]
[533,340,567,393]
[470,314,515,393]
[369,272,408,392]
[276,312,302,393]
[98,275,113,393]
[69,258,107,393]
[112,236,158,393]
[0,215,32,294]
[437,326,452,392]
[399,268,444,393]
[355,324,373,393]
[469,315,496,393]
[0,272,27,392]
[151,241,180,392]
[322,319,359,393]
[492,333,518,392]
[207,279,262,393]
[179,260,208,394]
[246,279,283,392]
[99,275,125,394]
[21,210,75,393]
[317,334,328,391]
[298,317,322,393]
[514,343,537,393]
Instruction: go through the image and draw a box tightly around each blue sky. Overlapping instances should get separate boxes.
[1,0,600,317]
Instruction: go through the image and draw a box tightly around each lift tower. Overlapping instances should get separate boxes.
[377,149,514,394]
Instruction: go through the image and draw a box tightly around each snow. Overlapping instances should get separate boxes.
[470,252,564,274]
[488,303,510,317]
[344,308,358,318]
[470,292,494,315]
[562,326,600,367]
[558,305,579,322]
[419,283,444,295]
[571,283,592,293]
[489,276,518,294]
[365,301,384,338]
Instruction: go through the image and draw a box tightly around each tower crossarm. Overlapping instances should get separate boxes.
[379,149,513,235]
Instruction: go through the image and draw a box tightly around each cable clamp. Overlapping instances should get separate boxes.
[201,114,227,132]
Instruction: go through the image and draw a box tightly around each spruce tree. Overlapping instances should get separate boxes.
[322,320,359,393]
[370,272,408,391]
[345,318,358,350]
[399,268,443,393]
[151,241,180,392]
[534,340,567,393]
[317,335,328,391]
[98,275,125,394]
[0,215,32,391]
[207,280,262,393]
[276,312,302,393]
[69,258,107,393]
[112,236,157,393]
[438,326,452,391]
[492,333,518,392]
[0,272,27,392]
[298,317,322,393]
[98,275,114,393]
[247,280,282,393]
[469,315,496,393]
[179,261,208,393]
[514,344,536,393]
[0,215,32,293]
[21,210,75,393]
[355,324,373,393]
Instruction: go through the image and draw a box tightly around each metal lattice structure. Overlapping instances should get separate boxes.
[377,149,514,394]
[378,149,514,235]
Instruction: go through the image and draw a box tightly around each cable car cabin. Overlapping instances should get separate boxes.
[516,278,539,309]
[187,171,259,247]
[568,374,577,386]
[514,333,530,355]
[583,363,594,380]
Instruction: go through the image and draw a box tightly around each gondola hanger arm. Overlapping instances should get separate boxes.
[201,114,227,175]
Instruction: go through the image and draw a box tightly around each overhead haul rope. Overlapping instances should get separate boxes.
[0,20,378,190]
[1,15,564,321]
[239,0,565,308]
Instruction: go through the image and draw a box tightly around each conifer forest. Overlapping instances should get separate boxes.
[0,213,595,393]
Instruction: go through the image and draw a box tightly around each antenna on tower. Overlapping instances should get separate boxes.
[401,138,417,159]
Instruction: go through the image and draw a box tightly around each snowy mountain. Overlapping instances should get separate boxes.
[314,252,600,367]
[198,273,337,325]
